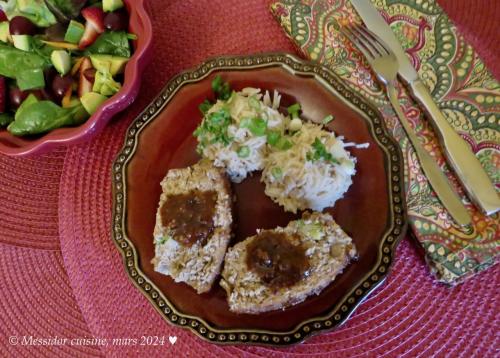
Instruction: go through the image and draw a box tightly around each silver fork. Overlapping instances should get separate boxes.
[342,24,471,226]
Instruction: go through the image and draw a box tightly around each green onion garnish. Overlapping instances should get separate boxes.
[156,235,170,245]
[266,130,292,150]
[237,146,250,158]
[287,103,301,118]
[275,136,293,150]
[266,130,281,146]
[240,117,267,136]
[271,167,282,180]
[306,138,340,164]
[322,114,334,124]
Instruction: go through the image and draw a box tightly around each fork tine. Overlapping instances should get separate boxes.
[355,25,391,56]
[350,24,387,57]
[341,25,375,61]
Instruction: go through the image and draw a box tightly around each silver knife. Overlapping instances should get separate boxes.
[350,0,500,216]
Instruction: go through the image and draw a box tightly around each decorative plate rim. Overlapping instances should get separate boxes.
[110,53,408,346]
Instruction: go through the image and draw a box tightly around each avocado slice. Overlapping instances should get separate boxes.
[51,50,71,75]
[103,0,124,12]
[89,54,128,76]
[66,98,90,122]
[12,35,31,51]
[93,69,121,96]
[81,92,107,115]
[0,22,10,43]
[64,20,85,44]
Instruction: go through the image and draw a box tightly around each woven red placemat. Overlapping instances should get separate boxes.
[0,0,498,356]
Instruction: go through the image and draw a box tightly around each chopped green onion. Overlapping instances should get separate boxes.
[156,235,170,245]
[248,96,261,111]
[287,103,301,118]
[240,117,267,136]
[267,130,292,150]
[127,33,138,40]
[237,146,250,158]
[289,117,302,131]
[275,136,293,150]
[307,138,340,164]
[271,167,282,180]
[199,99,213,114]
[322,114,334,124]
[266,130,281,146]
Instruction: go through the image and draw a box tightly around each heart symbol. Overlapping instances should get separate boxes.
[169,336,177,345]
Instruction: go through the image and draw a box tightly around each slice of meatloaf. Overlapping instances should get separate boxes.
[152,159,233,294]
[220,212,356,314]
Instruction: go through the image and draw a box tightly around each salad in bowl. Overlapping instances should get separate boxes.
[0,0,152,155]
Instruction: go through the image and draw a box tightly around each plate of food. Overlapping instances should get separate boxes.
[0,0,152,156]
[111,53,407,345]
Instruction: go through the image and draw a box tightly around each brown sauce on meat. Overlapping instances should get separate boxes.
[160,190,217,246]
[246,232,309,288]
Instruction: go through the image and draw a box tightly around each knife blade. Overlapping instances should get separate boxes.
[350,0,500,216]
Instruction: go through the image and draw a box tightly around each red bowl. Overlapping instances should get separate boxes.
[0,0,153,156]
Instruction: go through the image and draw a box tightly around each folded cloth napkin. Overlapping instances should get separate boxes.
[270,0,499,284]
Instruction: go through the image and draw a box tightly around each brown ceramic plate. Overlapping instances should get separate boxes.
[111,53,407,346]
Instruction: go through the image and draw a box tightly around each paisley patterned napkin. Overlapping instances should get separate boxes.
[270,0,499,284]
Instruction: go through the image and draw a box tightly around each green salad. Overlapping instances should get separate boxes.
[0,0,135,136]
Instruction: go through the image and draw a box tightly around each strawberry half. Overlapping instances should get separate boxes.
[0,76,5,113]
[81,7,105,33]
[78,23,99,49]
[78,57,94,97]
[79,7,105,49]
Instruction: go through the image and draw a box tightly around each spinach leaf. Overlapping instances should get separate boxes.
[30,35,57,62]
[44,0,86,19]
[15,94,39,120]
[8,101,88,136]
[85,31,131,58]
[0,113,14,127]
[1,0,57,27]
[0,43,50,79]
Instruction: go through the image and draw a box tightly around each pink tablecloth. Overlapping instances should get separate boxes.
[1,0,499,357]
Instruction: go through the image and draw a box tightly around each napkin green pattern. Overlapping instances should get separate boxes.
[270,0,499,284]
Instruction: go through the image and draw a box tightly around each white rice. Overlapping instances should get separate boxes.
[261,122,357,213]
[196,87,361,212]
[196,88,287,183]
